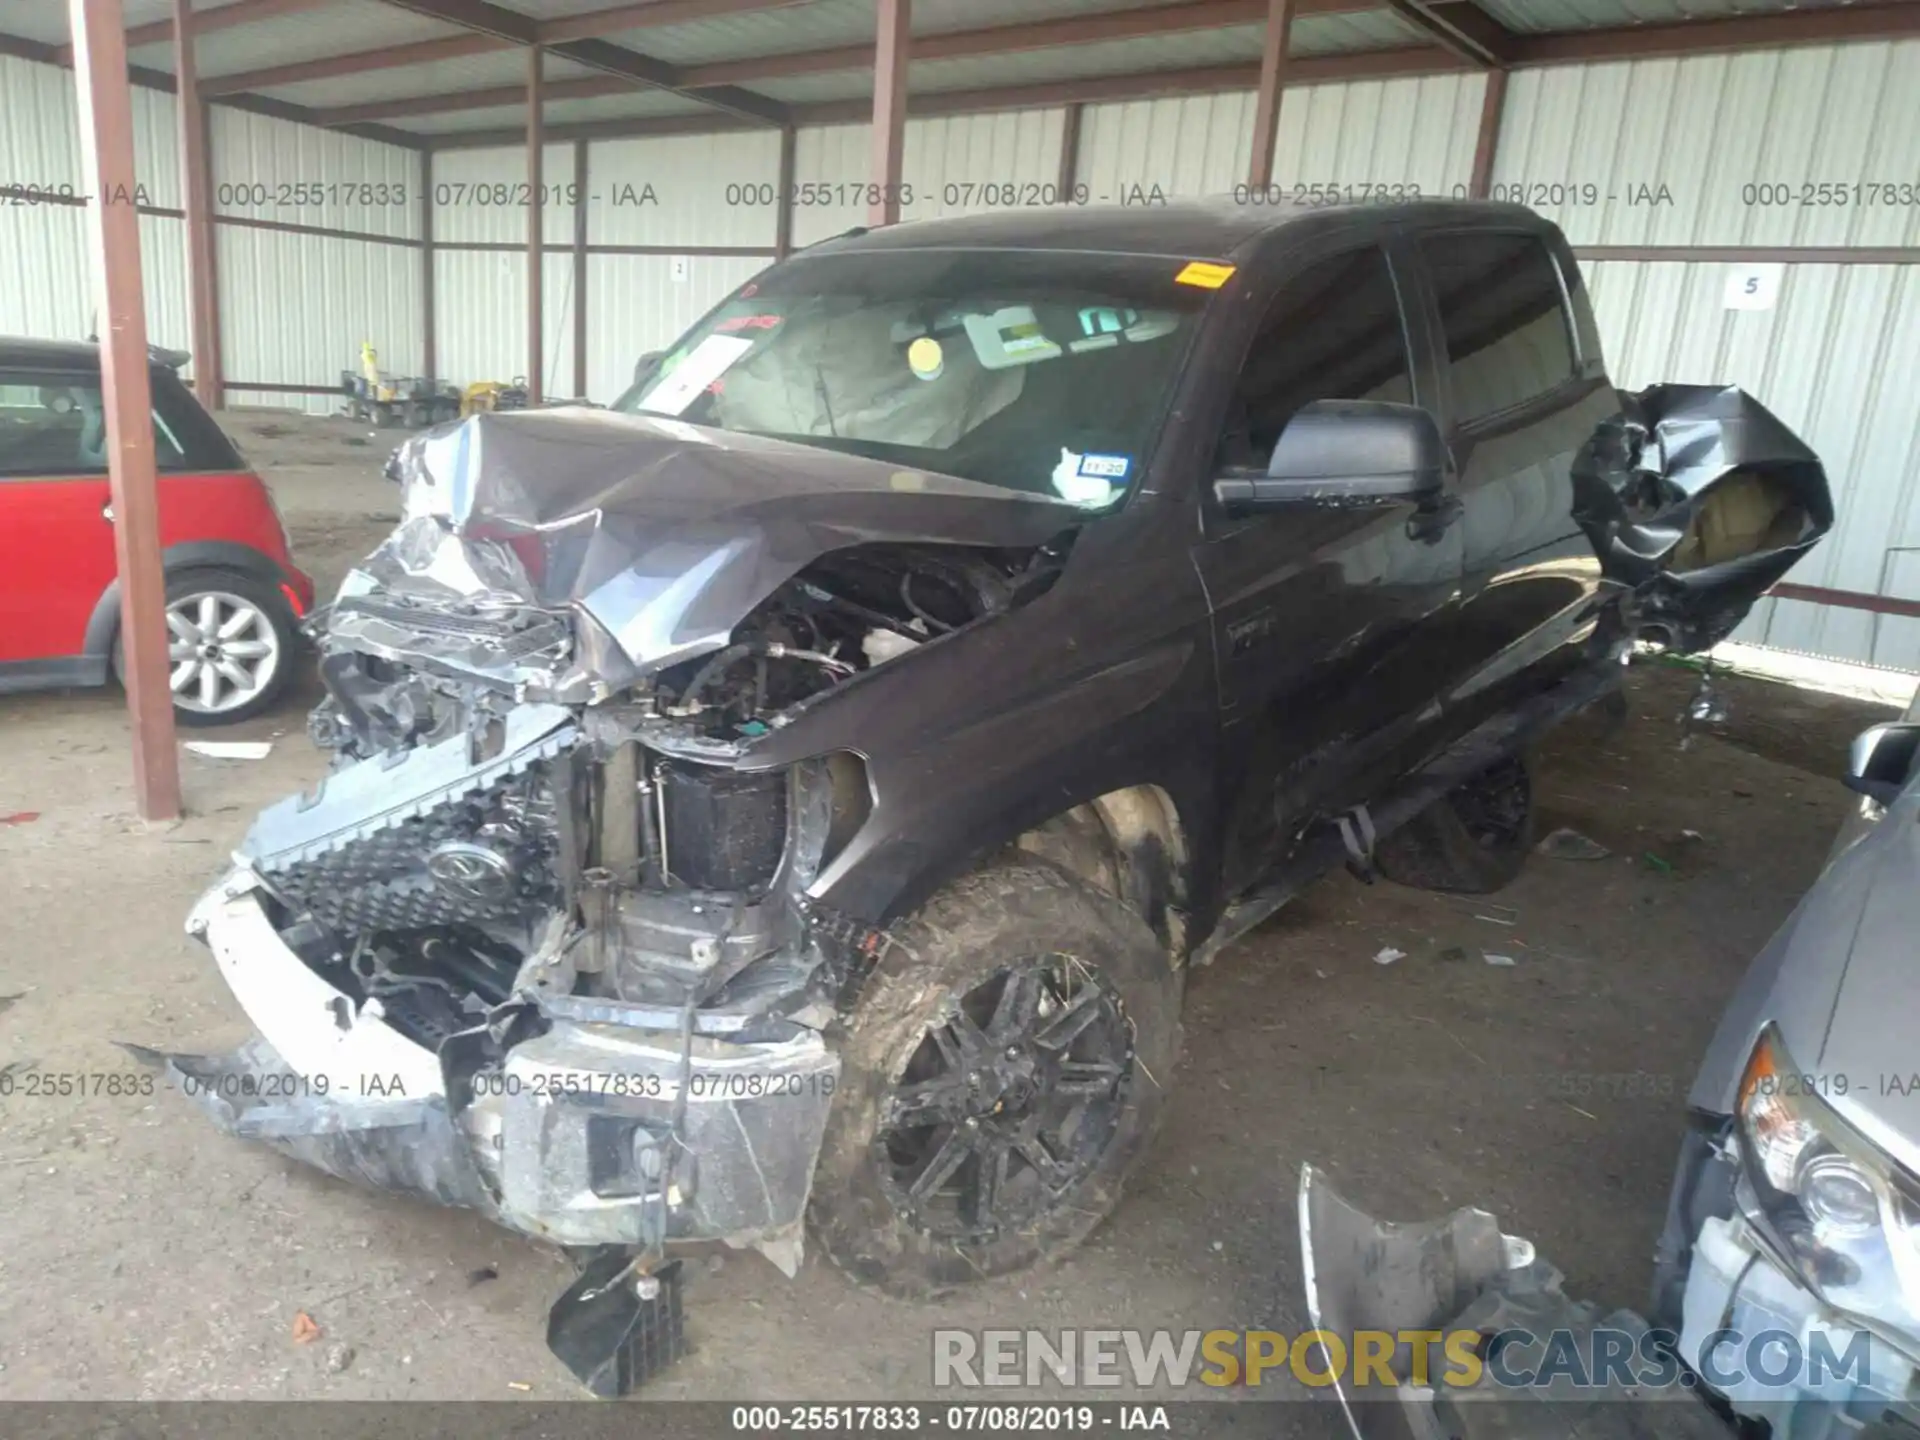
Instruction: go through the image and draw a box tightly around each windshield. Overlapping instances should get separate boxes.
[614,248,1213,509]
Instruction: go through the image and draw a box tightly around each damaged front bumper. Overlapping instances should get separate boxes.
[173,871,839,1270]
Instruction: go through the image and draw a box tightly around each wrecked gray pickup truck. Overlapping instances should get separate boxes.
[155,202,1832,1395]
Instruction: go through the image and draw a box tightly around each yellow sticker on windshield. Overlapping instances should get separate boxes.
[1175,261,1235,289]
[907,335,945,380]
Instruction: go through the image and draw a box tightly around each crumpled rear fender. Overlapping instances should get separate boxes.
[1571,384,1833,653]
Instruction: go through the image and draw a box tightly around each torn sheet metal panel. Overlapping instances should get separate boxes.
[1298,1165,1733,1440]
[1572,384,1834,653]
[151,1037,492,1209]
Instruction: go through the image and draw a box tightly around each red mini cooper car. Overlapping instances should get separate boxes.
[0,338,314,725]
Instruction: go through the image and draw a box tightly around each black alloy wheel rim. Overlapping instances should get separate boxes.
[1451,756,1531,850]
[874,956,1133,1241]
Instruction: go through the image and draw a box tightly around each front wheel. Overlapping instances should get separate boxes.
[114,567,300,726]
[809,856,1182,1297]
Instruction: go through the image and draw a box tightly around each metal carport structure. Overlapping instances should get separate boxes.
[9,0,1920,816]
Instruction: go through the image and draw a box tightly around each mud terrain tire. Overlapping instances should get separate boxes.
[809,855,1182,1297]
[1374,753,1535,894]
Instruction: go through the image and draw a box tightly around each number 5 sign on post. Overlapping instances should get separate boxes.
[1723,263,1784,311]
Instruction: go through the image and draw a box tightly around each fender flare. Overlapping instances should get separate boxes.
[81,541,294,658]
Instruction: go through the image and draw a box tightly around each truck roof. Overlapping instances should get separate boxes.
[807,197,1556,264]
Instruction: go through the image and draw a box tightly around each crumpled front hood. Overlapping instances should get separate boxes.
[351,407,1079,682]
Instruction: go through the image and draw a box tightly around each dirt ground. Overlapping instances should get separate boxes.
[0,410,1908,1417]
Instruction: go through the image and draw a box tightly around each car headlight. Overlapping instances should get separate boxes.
[1735,1025,1920,1343]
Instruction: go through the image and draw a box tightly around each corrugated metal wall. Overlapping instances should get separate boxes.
[1501,39,1920,667]
[583,131,780,400]
[4,38,1917,670]
[0,55,188,364]
[1077,73,1486,202]
[211,108,422,412]
[791,111,1066,246]
[0,54,421,412]
[1497,41,1920,247]
[430,143,573,396]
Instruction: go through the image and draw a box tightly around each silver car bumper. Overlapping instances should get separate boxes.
[170,870,839,1270]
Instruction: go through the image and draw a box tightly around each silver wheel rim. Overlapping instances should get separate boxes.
[165,590,281,715]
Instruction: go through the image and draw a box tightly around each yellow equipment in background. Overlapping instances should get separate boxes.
[342,342,460,427]
[460,378,532,418]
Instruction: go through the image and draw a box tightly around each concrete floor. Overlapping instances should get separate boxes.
[0,411,1902,1412]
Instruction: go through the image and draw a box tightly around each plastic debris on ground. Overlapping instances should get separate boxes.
[1483,953,1518,967]
[1536,827,1611,860]
[1373,946,1406,966]
[184,740,274,760]
[0,811,39,825]
[291,1311,321,1344]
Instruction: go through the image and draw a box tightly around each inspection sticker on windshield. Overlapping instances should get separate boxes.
[1078,453,1130,480]
[1175,260,1235,289]
[1051,449,1119,507]
[639,334,755,415]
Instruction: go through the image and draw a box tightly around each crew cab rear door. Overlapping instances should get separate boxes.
[1190,240,1465,893]
[1405,227,1621,733]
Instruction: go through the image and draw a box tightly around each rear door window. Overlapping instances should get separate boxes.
[0,369,235,477]
[1421,232,1577,426]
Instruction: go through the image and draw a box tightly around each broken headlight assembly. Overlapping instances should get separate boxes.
[1734,1025,1920,1345]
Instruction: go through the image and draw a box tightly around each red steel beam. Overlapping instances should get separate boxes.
[1769,583,1920,621]
[539,0,812,44]
[1247,0,1293,189]
[311,0,1371,119]
[572,138,589,397]
[60,0,329,60]
[227,0,1375,110]
[1056,101,1083,199]
[316,74,630,125]
[527,45,545,404]
[201,33,509,95]
[432,49,1473,149]
[203,4,812,94]
[365,0,789,123]
[173,0,223,410]
[679,0,1374,87]
[1508,1,1920,64]
[774,123,795,258]
[421,148,437,381]
[868,0,909,226]
[1467,64,1506,198]
[68,0,181,822]
[1385,0,1512,67]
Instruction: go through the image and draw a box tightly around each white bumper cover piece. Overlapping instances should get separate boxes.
[186,868,445,1100]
